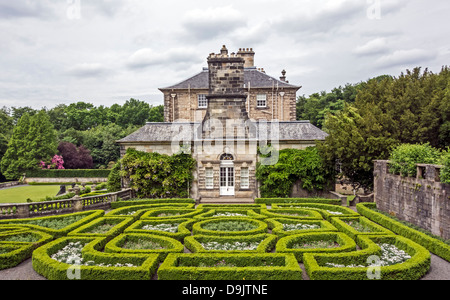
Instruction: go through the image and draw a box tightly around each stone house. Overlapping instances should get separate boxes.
[118,46,328,202]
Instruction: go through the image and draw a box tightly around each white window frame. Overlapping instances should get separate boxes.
[198,94,207,108]
[256,94,267,108]
[205,168,214,189]
[240,167,249,189]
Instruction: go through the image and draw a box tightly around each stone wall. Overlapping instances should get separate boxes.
[373,160,450,240]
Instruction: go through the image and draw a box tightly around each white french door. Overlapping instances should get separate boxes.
[220,165,235,196]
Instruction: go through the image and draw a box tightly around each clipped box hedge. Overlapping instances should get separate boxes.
[193,208,267,220]
[184,234,277,253]
[111,198,195,209]
[68,216,135,240]
[192,217,268,237]
[0,210,104,238]
[196,204,267,213]
[106,203,193,219]
[104,233,184,260]
[303,235,431,280]
[256,198,341,206]
[157,253,303,280]
[266,218,338,237]
[357,202,450,262]
[140,208,203,220]
[32,236,160,280]
[273,203,359,221]
[26,169,111,178]
[276,232,356,262]
[260,208,323,220]
[0,229,53,270]
[124,218,195,241]
[330,216,394,240]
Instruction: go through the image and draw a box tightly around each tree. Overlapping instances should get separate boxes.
[57,141,93,169]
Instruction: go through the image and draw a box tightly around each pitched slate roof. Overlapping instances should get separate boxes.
[159,68,300,90]
[117,121,327,143]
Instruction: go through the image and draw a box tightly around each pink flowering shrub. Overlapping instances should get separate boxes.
[40,155,65,170]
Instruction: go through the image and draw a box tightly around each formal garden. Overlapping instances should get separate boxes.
[0,196,448,280]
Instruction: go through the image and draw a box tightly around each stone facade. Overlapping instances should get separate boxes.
[373,160,450,240]
[159,46,300,123]
[118,46,328,202]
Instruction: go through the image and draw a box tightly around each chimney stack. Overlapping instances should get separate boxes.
[237,48,255,68]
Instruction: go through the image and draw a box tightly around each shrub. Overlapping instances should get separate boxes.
[140,208,203,220]
[440,151,450,184]
[25,169,111,178]
[272,203,359,221]
[193,209,267,220]
[110,198,195,209]
[389,143,443,177]
[106,160,121,192]
[157,253,303,280]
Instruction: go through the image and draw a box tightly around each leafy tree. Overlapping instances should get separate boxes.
[1,111,57,179]
[57,141,94,169]
[107,160,122,192]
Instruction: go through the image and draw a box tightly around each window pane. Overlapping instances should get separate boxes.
[205,168,213,189]
[241,167,249,189]
[198,94,207,108]
[257,94,266,107]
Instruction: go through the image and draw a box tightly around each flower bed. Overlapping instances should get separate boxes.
[157,253,303,280]
[266,218,338,237]
[124,218,195,241]
[192,217,268,236]
[196,204,267,213]
[104,233,184,259]
[272,203,359,221]
[303,235,431,280]
[260,208,323,220]
[276,232,356,262]
[0,210,104,238]
[140,208,203,220]
[68,216,135,240]
[193,209,267,220]
[184,234,277,253]
[32,236,160,280]
[0,229,53,270]
[106,203,195,218]
[330,216,394,240]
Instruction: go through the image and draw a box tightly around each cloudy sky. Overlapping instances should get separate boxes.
[0,0,449,109]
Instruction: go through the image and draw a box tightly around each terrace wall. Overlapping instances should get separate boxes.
[373,160,450,240]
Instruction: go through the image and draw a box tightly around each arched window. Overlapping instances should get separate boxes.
[220,153,234,161]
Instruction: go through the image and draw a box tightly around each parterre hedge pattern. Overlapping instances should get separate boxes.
[0,198,447,280]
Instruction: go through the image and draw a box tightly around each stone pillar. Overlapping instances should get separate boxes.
[73,195,83,212]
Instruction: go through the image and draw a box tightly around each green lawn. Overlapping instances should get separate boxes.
[0,185,61,204]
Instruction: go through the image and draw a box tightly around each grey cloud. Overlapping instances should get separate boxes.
[0,0,57,19]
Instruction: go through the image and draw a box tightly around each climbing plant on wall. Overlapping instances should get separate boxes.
[256,147,334,198]
[120,148,196,198]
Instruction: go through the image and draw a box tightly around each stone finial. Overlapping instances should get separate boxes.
[220,45,228,56]
[280,69,287,82]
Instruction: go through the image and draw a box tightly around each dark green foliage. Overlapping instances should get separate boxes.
[1,111,57,180]
[256,147,334,198]
[107,160,122,192]
[121,148,196,199]
[25,169,111,178]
